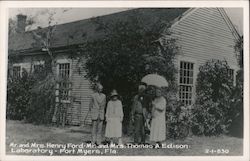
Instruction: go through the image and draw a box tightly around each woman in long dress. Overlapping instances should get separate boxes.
[105,90,124,145]
[150,87,166,143]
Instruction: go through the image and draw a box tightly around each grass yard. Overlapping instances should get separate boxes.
[5,120,243,156]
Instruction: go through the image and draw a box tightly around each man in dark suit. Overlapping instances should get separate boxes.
[131,83,149,144]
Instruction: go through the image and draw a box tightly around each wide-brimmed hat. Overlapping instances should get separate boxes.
[110,89,119,97]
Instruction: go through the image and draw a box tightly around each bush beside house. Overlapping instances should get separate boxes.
[192,59,242,136]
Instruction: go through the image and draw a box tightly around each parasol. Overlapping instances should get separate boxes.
[141,74,168,88]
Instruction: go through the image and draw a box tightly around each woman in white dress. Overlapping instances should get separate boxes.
[105,90,124,145]
[150,87,166,143]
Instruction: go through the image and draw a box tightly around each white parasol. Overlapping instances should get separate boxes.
[141,74,168,88]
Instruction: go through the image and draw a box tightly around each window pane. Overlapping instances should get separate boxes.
[190,78,193,84]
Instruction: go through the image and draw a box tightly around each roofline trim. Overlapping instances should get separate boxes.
[8,44,81,57]
[218,8,241,40]
[170,7,241,41]
[170,8,197,28]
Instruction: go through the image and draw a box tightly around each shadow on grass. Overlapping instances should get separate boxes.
[70,129,91,134]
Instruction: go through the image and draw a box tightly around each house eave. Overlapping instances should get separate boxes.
[8,44,82,57]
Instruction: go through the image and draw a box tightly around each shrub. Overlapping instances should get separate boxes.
[227,36,243,137]
[7,70,35,120]
[166,101,192,139]
[7,63,57,125]
[228,69,243,137]
[26,73,56,124]
[192,59,234,136]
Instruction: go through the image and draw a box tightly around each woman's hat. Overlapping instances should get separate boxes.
[110,89,119,97]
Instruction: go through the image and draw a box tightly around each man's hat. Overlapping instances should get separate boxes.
[139,82,147,87]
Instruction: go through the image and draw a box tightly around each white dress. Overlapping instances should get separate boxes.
[150,96,166,142]
[105,100,124,138]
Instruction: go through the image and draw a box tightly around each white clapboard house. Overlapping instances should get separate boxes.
[8,8,240,125]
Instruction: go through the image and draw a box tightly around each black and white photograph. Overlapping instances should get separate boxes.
[0,1,249,161]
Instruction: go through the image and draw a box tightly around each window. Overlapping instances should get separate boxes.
[13,66,21,78]
[179,61,194,106]
[33,64,44,73]
[57,63,71,102]
[228,69,234,82]
[59,63,70,79]
[59,82,71,101]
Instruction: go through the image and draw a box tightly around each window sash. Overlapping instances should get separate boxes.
[179,61,194,106]
[33,64,44,73]
[59,63,70,79]
[228,69,234,81]
[13,66,21,78]
[57,62,71,102]
[58,82,71,102]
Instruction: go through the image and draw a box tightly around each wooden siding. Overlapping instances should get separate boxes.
[172,8,238,69]
[9,54,94,126]
[69,58,93,125]
[168,8,239,104]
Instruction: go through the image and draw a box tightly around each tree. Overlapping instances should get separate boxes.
[29,9,74,126]
[8,9,72,126]
[8,18,17,36]
[77,12,179,132]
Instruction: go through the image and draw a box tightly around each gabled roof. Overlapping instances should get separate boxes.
[8,8,189,55]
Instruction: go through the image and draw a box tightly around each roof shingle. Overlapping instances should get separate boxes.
[8,8,189,54]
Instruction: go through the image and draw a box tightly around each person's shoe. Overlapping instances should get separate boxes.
[101,140,110,145]
[85,140,92,144]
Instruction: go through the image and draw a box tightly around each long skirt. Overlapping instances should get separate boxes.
[105,117,122,138]
[150,115,166,142]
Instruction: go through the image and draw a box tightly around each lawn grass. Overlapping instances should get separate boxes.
[5,120,243,156]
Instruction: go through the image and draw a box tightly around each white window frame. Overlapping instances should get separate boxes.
[13,62,32,77]
[56,59,72,103]
[12,64,22,78]
[32,60,45,73]
[177,56,197,106]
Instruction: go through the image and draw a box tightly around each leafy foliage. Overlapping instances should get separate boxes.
[228,36,243,137]
[234,36,243,68]
[7,70,35,120]
[192,59,234,136]
[26,72,57,124]
[166,101,192,139]
[76,13,179,132]
[7,60,58,124]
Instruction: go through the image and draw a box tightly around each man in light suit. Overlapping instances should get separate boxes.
[89,83,106,145]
